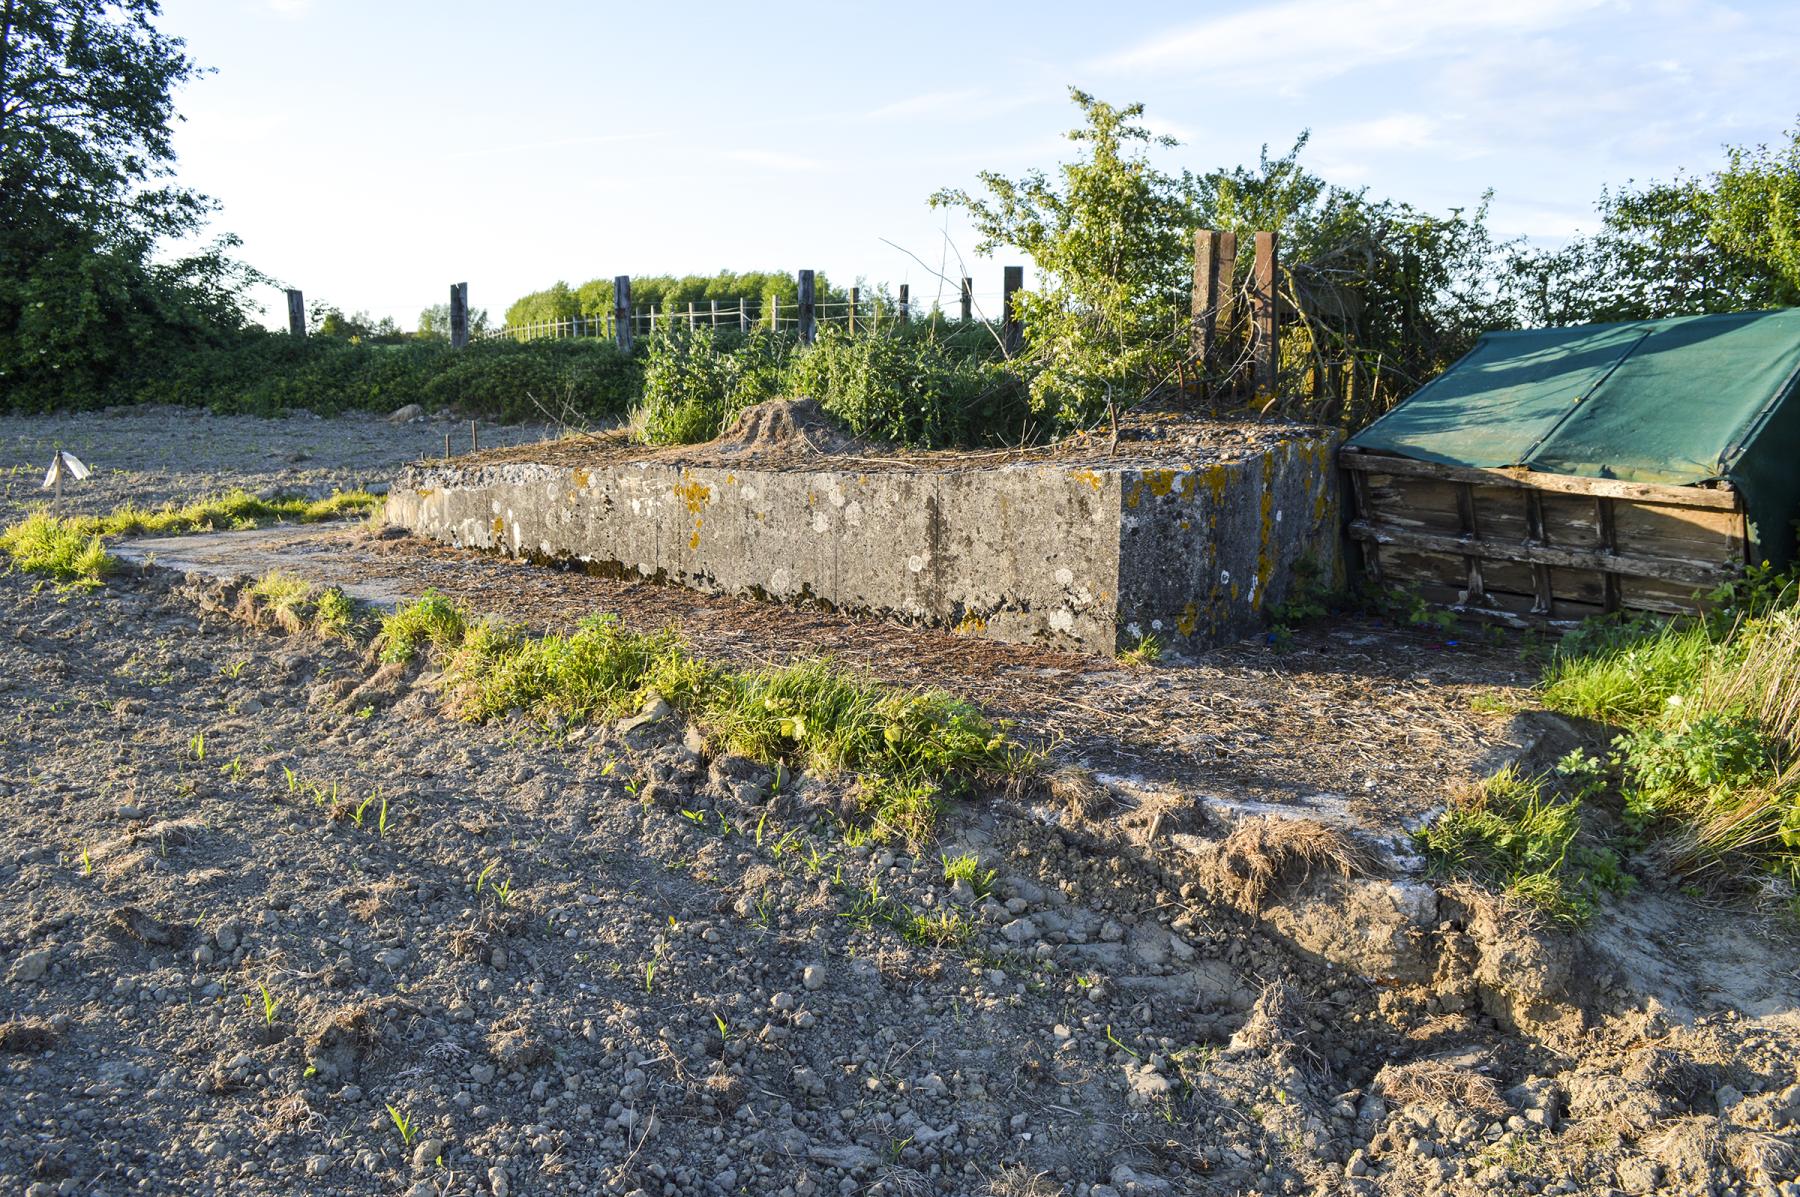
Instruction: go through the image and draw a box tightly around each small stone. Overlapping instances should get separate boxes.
[1715,1085,1745,1113]
[305,1155,331,1177]
[1345,1149,1369,1178]
[411,1137,444,1172]
[388,404,425,424]
[771,991,797,1012]
[10,947,52,983]
[489,946,508,969]
[802,964,825,991]
[117,803,144,819]
[488,1166,510,1197]
[470,1063,496,1085]
[214,921,242,952]
[239,698,263,715]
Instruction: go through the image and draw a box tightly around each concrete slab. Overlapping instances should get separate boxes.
[385,430,1343,655]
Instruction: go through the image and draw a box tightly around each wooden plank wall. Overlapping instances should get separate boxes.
[1341,451,1747,622]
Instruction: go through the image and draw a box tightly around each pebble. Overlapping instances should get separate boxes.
[412,1138,444,1171]
[10,947,52,982]
[802,964,825,991]
[771,991,797,1012]
[489,1166,510,1197]
[305,1155,331,1177]
[117,803,144,819]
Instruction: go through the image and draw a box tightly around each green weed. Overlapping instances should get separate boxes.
[940,851,998,898]
[0,512,116,586]
[1118,632,1163,668]
[375,590,470,663]
[386,1104,417,1149]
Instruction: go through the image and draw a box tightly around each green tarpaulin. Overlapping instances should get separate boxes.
[1348,309,1800,566]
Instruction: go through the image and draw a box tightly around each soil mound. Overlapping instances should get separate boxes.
[707,398,866,457]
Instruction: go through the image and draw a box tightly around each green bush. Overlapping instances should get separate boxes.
[635,326,793,445]
[787,329,1027,448]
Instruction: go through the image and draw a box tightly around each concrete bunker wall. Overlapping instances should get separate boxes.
[386,433,1341,655]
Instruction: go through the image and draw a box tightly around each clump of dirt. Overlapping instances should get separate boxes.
[707,397,867,457]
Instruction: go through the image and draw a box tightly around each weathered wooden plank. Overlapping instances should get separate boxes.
[1340,450,1739,510]
[1002,266,1023,354]
[1346,520,1740,585]
[797,270,816,346]
[1192,229,1219,362]
[1363,476,1468,535]
[1251,231,1279,400]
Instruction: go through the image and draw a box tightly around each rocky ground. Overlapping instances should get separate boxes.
[1,408,1797,1197]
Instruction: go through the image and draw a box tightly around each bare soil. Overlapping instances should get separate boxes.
[1,408,1797,1197]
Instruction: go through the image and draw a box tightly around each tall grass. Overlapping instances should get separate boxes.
[1536,576,1800,894]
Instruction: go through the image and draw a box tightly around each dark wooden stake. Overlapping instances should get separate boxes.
[959,277,973,322]
[450,282,469,348]
[797,270,816,346]
[614,276,632,353]
[898,283,910,325]
[286,289,306,337]
[1001,266,1023,354]
[849,286,859,335]
[470,420,478,453]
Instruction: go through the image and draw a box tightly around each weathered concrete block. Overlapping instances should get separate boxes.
[384,432,1341,655]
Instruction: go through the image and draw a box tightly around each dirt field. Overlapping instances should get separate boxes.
[2,409,1798,1197]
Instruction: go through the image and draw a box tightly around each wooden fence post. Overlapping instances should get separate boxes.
[286,289,306,337]
[849,286,859,335]
[1001,266,1023,353]
[959,277,973,322]
[797,270,816,345]
[898,283,910,325]
[1251,231,1279,403]
[739,298,748,333]
[614,276,632,353]
[770,295,780,331]
[710,299,719,328]
[687,301,696,330]
[1191,231,1219,369]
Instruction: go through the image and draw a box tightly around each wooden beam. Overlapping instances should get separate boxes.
[1346,521,1737,585]
[1191,229,1219,363]
[1250,231,1279,401]
[286,289,306,337]
[1001,265,1023,354]
[898,283,910,325]
[1524,489,1554,615]
[1339,449,1739,510]
[959,277,973,322]
[449,282,468,348]
[797,270,816,345]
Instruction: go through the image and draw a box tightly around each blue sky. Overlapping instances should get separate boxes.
[159,0,1800,329]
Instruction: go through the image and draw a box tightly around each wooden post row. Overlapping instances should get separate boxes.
[797,270,816,345]
[614,276,632,353]
[1001,266,1023,354]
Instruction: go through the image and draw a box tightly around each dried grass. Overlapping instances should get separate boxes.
[1208,815,1370,912]
[1047,766,1112,822]
[1373,1058,1507,1116]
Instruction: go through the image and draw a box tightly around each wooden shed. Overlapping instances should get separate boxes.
[1340,309,1800,623]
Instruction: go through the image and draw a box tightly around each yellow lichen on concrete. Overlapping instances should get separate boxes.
[674,478,713,515]
[491,516,504,538]
[1074,469,1104,492]
[571,468,590,490]
[954,615,988,635]
[689,519,702,551]
[1176,601,1199,636]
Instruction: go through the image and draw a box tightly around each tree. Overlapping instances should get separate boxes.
[932,88,1201,429]
[1507,124,1800,325]
[417,301,488,340]
[0,0,255,407]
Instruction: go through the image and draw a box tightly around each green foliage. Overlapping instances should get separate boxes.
[375,591,471,664]
[1,1,262,408]
[635,326,790,445]
[72,332,640,422]
[0,511,116,586]
[1510,124,1800,324]
[785,328,1026,447]
[1416,768,1615,924]
[932,88,1199,429]
[1540,619,1718,725]
[507,271,845,330]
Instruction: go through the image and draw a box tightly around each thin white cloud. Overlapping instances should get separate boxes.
[1093,0,1608,86]
[721,149,825,172]
[865,89,987,121]
[266,0,312,17]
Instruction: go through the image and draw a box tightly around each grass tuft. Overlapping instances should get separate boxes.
[0,512,116,586]
[375,590,470,663]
